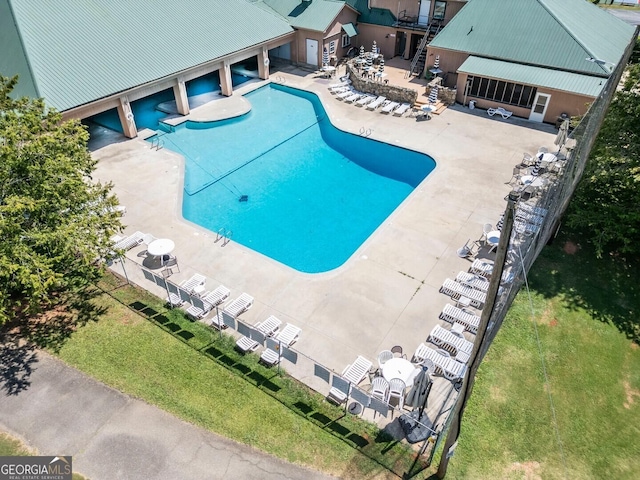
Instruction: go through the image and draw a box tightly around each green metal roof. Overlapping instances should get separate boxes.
[3,0,293,111]
[0,0,37,100]
[260,0,346,32]
[346,0,396,27]
[429,0,636,76]
[342,22,358,37]
[458,56,605,97]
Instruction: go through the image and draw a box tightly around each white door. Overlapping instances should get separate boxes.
[418,1,432,25]
[529,93,550,122]
[306,39,318,66]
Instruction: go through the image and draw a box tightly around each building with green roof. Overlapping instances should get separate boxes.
[344,1,468,64]
[1,0,372,136]
[1,0,301,136]
[426,0,638,122]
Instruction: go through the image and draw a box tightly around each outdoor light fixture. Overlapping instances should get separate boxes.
[585,57,614,71]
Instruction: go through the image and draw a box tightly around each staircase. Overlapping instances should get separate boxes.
[406,22,443,78]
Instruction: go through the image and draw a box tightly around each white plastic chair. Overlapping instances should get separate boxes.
[370,376,389,402]
[388,378,406,410]
[377,350,394,369]
[482,223,493,243]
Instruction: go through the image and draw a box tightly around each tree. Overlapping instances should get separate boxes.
[567,60,640,257]
[0,75,122,326]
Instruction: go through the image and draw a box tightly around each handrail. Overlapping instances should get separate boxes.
[408,31,430,77]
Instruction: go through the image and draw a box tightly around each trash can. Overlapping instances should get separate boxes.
[469,100,476,110]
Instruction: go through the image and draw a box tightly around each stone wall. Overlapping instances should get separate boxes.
[426,81,456,106]
[345,64,418,105]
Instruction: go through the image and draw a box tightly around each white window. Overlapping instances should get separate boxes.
[329,40,336,54]
[341,34,351,48]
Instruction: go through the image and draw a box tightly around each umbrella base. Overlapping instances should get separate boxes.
[399,410,435,444]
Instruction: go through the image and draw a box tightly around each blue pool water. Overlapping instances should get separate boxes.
[158,84,435,272]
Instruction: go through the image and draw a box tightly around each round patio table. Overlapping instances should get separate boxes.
[147,238,175,257]
[487,231,501,248]
[382,358,420,387]
[521,175,545,187]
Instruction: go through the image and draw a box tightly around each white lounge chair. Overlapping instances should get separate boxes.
[356,94,376,107]
[223,293,254,318]
[236,335,260,353]
[418,345,467,381]
[328,356,373,404]
[392,103,411,116]
[366,96,386,110]
[328,79,351,90]
[113,231,144,251]
[335,88,356,100]
[427,324,474,357]
[259,323,302,366]
[202,311,227,330]
[439,304,480,334]
[440,279,486,309]
[455,271,491,292]
[329,85,351,95]
[255,315,282,337]
[380,101,399,114]
[470,259,494,278]
[487,107,513,119]
[144,271,183,307]
[275,323,301,347]
[179,274,206,295]
[185,285,230,319]
[344,92,365,103]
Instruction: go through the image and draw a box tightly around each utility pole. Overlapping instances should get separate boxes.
[437,193,517,478]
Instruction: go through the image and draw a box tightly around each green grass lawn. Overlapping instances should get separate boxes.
[45,273,421,480]
[442,234,640,479]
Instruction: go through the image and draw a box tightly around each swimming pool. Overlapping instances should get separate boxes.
[157,84,435,273]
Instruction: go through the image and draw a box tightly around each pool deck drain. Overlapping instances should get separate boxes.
[93,65,557,432]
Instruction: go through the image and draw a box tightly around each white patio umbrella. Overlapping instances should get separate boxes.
[322,47,330,67]
[429,55,443,76]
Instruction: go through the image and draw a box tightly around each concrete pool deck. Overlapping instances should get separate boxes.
[92,64,556,430]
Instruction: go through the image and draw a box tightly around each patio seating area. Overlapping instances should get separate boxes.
[98,63,557,435]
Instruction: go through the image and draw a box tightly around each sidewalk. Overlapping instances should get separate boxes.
[0,349,334,480]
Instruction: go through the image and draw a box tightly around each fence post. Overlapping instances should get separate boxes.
[436,193,517,478]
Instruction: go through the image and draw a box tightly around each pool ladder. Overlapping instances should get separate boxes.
[150,137,164,151]
[359,126,372,137]
[215,227,232,246]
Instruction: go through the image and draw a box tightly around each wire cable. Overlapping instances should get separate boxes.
[517,244,569,479]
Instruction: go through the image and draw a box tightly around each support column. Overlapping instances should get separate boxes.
[220,60,233,97]
[173,78,190,115]
[117,98,137,139]
[258,47,270,80]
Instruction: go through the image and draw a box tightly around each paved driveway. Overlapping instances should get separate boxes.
[0,349,334,480]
